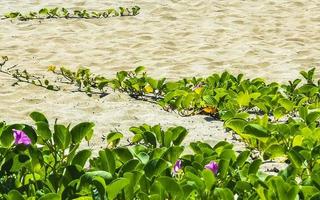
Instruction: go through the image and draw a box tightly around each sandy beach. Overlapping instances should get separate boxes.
[0,0,319,154]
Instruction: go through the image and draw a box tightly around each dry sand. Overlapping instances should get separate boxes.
[0,0,319,171]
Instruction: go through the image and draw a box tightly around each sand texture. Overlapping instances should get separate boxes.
[0,0,319,157]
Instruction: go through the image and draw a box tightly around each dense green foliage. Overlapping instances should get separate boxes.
[1,112,320,199]
[45,65,319,117]
[0,56,320,199]
[2,6,140,21]
[47,66,319,149]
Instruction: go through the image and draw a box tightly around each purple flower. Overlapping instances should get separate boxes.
[205,161,219,174]
[13,129,31,145]
[173,160,182,173]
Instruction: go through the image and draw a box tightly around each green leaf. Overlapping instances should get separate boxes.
[224,118,247,134]
[165,82,181,91]
[129,126,144,135]
[268,176,299,200]
[157,176,184,200]
[306,111,320,125]
[311,145,320,159]
[36,121,52,140]
[202,169,216,190]
[264,144,285,159]
[234,181,252,193]
[292,135,304,147]
[250,92,261,100]
[182,93,195,109]
[185,171,205,190]
[162,146,184,164]
[278,98,294,112]
[143,131,157,147]
[297,84,316,94]
[150,182,165,200]
[311,169,320,189]
[254,101,269,113]
[147,78,158,89]
[218,159,229,179]
[235,150,250,168]
[248,159,262,175]
[38,193,60,200]
[39,8,49,15]
[53,124,70,149]
[79,172,109,199]
[71,122,94,144]
[311,193,320,200]
[119,7,125,16]
[72,149,92,168]
[300,70,309,80]
[6,190,25,200]
[114,147,133,163]
[203,95,218,106]
[171,126,188,145]
[98,148,116,174]
[213,188,234,200]
[152,124,163,146]
[220,149,236,162]
[5,12,21,18]
[123,171,144,199]
[299,106,308,121]
[234,112,250,119]
[119,159,140,175]
[107,132,123,147]
[163,90,188,103]
[274,107,286,120]
[81,171,113,181]
[137,152,150,165]
[91,176,107,199]
[116,71,128,83]
[144,159,170,178]
[134,66,145,74]
[131,133,143,143]
[243,124,269,142]
[163,129,173,147]
[30,111,48,124]
[237,92,250,106]
[10,154,31,172]
[300,186,319,199]
[106,178,130,200]
[0,122,4,135]
[288,149,303,169]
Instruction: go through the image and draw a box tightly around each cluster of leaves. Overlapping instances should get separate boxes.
[46,65,319,118]
[1,112,320,199]
[0,112,95,199]
[114,67,319,118]
[2,57,319,156]
[0,56,59,91]
[3,6,140,21]
[46,66,320,186]
[2,58,320,198]
[49,66,109,97]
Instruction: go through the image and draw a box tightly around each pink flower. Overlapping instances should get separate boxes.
[173,160,182,173]
[205,161,219,174]
[12,129,31,145]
